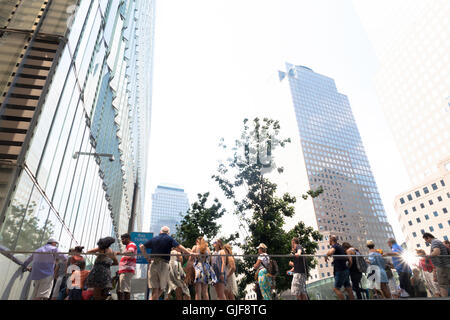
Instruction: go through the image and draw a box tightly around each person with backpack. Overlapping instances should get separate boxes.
[366,240,392,299]
[325,236,355,300]
[422,233,450,297]
[342,242,365,300]
[253,243,273,300]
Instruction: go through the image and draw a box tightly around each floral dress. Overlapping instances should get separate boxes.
[86,253,113,289]
[257,253,272,300]
[194,251,217,285]
[212,251,227,284]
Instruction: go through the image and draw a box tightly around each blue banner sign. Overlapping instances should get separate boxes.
[130,232,153,264]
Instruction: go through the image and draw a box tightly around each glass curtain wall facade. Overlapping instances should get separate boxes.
[149,185,190,237]
[284,63,395,281]
[0,0,154,300]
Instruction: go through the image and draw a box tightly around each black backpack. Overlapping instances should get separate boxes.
[355,251,368,273]
[263,257,279,277]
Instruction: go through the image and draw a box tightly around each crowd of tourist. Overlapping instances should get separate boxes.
[323,233,450,300]
[21,226,450,300]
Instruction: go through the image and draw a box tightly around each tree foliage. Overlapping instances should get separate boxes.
[175,192,227,249]
[0,201,54,252]
[213,118,323,298]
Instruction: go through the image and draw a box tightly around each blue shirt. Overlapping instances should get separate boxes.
[143,233,179,262]
[368,252,389,283]
[23,244,67,280]
[391,243,410,273]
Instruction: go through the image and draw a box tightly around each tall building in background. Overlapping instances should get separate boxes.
[0,0,155,299]
[354,0,450,250]
[394,159,449,249]
[149,185,190,237]
[281,63,395,283]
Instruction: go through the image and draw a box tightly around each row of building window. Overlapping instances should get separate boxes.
[407,209,448,225]
[415,235,449,248]
[399,180,446,204]
[404,198,449,215]
[411,221,450,238]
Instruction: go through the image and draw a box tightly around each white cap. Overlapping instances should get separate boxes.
[47,238,59,244]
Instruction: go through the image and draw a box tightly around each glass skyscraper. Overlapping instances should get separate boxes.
[149,185,190,237]
[0,0,155,299]
[283,63,395,281]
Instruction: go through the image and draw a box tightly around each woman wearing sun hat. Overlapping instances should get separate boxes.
[253,243,272,300]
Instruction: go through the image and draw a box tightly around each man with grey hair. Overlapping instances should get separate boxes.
[22,238,67,300]
[140,226,190,300]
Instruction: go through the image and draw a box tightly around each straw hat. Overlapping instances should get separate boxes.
[256,243,268,250]
[366,240,375,247]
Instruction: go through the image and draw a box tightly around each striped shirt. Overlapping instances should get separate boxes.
[119,242,137,274]
[430,239,450,268]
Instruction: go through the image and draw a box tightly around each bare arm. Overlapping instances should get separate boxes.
[87,247,100,254]
[227,256,236,277]
[189,246,197,261]
[22,254,33,270]
[430,248,440,257]
[325,248,335,262]
[220,250,226,274]
[326,248,335,257]
[107,249,118,266]
[175,244,190,255]
[139,244,151,263]
[254,259,261,270]
[383,252,400,257]
[116,247,134,256]
[346,249,355,268]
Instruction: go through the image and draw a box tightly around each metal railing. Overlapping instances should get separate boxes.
[1,247,449,300]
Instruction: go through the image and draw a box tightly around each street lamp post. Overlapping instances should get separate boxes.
[73,152,115,162]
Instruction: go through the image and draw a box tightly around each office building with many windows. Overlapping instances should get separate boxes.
[0,0,155,299]
[354,0,450,248]
[395,158,450,249]
[149,185,190,237]
[281,63,395,281]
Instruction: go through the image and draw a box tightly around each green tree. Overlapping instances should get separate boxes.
[175,192,227,249]
[286,221,324,277]
[213,118,323,298]
[0,201,54,252]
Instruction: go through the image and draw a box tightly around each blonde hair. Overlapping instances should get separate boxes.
[197,236,208,254]
[224,244,232,254]
[214,239,224,250]
[224,244,233,266]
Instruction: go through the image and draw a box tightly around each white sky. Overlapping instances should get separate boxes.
[144,0,416,244]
